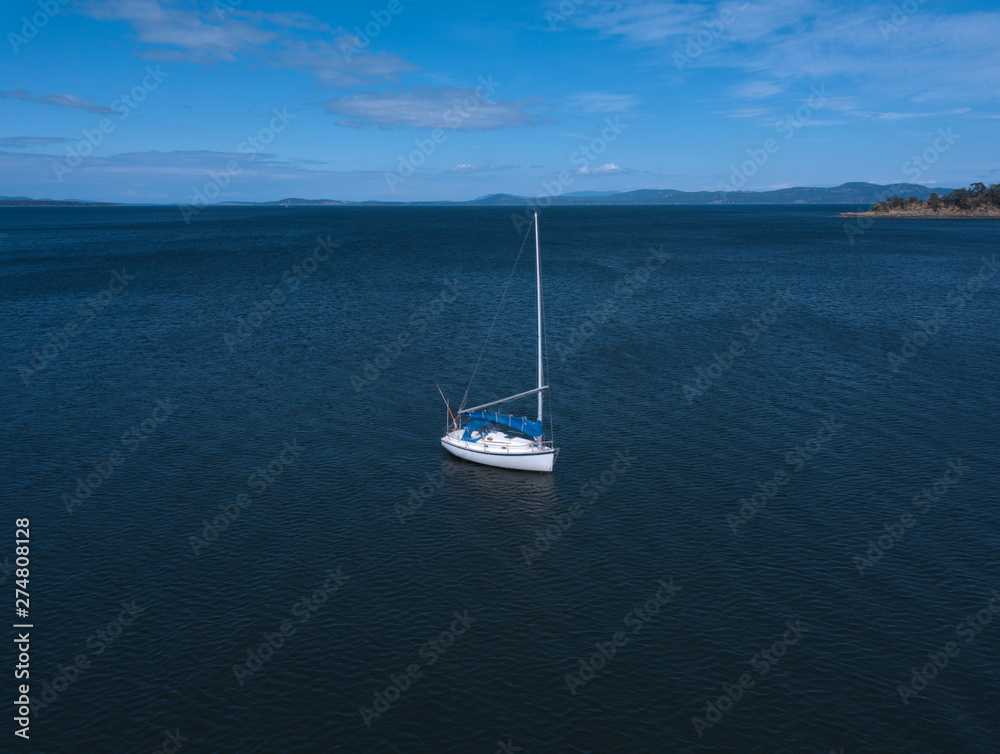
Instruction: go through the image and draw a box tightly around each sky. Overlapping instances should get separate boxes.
[1,0,998,203]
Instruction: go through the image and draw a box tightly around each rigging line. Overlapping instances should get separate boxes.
[458,218,535,413]
[436,382,456,429]
[542,280,554,446]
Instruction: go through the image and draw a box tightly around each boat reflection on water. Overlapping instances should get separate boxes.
[438,454,560,511]
[405,453,564,566]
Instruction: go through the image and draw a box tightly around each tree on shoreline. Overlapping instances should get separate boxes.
[871,183,1000,213]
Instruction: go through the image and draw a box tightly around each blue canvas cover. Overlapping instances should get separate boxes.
[465,412,543,438]
[461,419,492,442]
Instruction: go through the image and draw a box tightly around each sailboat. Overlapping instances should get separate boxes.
[439,210,558,472]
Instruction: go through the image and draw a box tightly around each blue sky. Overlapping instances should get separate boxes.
[1,0,998,202]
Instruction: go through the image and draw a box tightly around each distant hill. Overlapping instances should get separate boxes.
[462,183,955,206]
[0,183,959,208]
[236,183,955,207]
[220,197,351,206]
[0,196,119,206]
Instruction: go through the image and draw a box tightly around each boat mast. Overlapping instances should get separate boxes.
[534,210,543,427]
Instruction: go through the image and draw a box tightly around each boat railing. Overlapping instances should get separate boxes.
[447,436,552,455]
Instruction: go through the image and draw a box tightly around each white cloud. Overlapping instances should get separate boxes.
[566,92,639,113]
[573,1,704,44]
[80,0,279,62]
[0,136,72,149]
[277,39,415,85]
[570,1,1000,105]
[723,106,771,119]
[875,108,971,121]
[449,162,520,173]
[0,90,119,114]
[324,89,550,130]
[78,0,414,84]
[731,80,784,100]
[1,147,334,185]
[574,162,628,175]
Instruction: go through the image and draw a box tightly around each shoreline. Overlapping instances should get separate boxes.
[837,211,1000,219]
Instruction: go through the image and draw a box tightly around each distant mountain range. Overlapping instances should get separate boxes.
[456,182,957,206]
[0,183,958,208]
[0,196,118,206]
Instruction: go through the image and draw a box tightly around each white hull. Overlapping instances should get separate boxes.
[441,432,556,472]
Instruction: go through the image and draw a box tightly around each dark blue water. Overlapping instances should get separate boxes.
[2,205,998,753]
